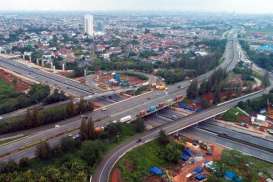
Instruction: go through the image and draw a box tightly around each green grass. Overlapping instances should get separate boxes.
[118,140,168,182]
[0,79,15,97]
[208,150,273,182]
[222,107,245,122]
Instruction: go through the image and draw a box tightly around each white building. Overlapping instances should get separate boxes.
[251,114,269,127]
[84,15,94,37]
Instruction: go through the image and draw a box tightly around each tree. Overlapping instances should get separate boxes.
[262,72,270,87]
[158,130,169,145]
[25,108,39,128]
[187,79,199,99]
[213,85,221,104]
[78,98,89,114]
[80,141,105,165]
[43,89,67,105]
[199,81,209,95]
[79,116,88,140]
[87,117,96,140]
[163,142,182,163]
[0,161,18,173]
[36,141,51,160]
[28,84,50,104]
[61,136,78,152]
[19,157,30,168]
[66,101,76,117]
[134,118,145,133]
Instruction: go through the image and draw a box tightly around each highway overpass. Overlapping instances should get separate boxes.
[0,30,241,161]
[92,89,266,182]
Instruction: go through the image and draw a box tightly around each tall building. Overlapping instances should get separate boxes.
[84,14,94,37]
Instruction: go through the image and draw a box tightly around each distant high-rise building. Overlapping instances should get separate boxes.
[84,15,94,37]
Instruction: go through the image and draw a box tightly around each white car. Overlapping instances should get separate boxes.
[55,124,60,128]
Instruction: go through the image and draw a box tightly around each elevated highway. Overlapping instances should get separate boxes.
[92,89,266,182]
[0,30,241,163]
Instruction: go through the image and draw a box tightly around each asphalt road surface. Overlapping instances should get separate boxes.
[92,89,266,182]
[0,57,95,96]
[182,126,273,163]
[0,30,240,162]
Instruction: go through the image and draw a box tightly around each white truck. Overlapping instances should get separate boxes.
[120,115,132,123]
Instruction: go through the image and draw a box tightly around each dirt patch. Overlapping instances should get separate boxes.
[210,144,223,161]
[173,142,224,182]
[0,68,31,92]
[111,168,123,182]
[144,175,164,182]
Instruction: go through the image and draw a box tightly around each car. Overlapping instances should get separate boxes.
[72,134,80,140]
[55,124,60,128]
[136,138,142,143]
[172,115,178,119]
[102,107,107,111]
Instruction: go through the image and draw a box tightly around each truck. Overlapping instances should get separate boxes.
[147,105,157,113]
[138,110,147,117]
[95,126,104,134]
[166,99,173,104]
[120,115,132,123]
[157,102,165,109]
[175,95,184,101]
[156,85,167,90]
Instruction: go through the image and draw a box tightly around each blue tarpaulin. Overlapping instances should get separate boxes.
[149,166,163,176]
[181,153,190,161]
[195,174,206,181]
[224,171,237,181]
[184,148,193,157]
[179,102,194,111]
[193,166,203,174]
[181,148,193,161]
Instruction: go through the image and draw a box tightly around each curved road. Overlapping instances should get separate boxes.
[92,30,245,182]
[0,30,239,163]
[92,89,266,182]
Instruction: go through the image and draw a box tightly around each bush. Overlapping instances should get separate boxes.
[19,157,30,168]
[0,161,18,173]
[158,130,170,145]
[36,142,51,160]
[80,140,106,165]
[134,118,145,133]
[162,141,183,163]
[61,136,78,152]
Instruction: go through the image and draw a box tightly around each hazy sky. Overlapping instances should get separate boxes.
[1,0,273,14]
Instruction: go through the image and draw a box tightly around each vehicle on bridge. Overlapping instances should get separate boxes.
[120,115,132,123]
[147,105,157,113]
